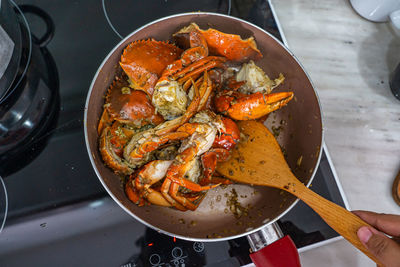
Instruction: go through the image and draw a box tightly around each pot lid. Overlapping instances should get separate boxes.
[0,0,22,100]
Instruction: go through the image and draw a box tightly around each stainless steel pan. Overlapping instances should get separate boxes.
[84,13,323,245]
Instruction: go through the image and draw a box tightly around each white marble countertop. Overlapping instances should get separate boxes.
[272,0,400,266]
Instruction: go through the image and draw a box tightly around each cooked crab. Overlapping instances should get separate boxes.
[173,22,262,62]
[214,61,293,120]
[152,26,227,119]
[119,39,183,96]
[126,110,240,210]
[236,60,285,94]
[122,80,203,169]
[97,22,296,212]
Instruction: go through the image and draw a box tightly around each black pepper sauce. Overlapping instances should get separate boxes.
[226,188,248,219]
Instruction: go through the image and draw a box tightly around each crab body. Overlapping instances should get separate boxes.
[173,23,262,62]
[98,23,295,212]
[120,39,182,96]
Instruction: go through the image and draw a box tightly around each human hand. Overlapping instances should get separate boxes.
[353,210,400,267]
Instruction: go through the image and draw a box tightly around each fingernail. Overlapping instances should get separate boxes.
[357,226,373,243]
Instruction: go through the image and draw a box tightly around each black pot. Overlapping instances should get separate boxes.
[0,3,59,176]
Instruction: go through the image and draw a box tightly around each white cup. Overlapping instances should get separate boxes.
[350,0,400,22]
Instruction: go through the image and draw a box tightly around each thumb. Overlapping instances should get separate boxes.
[357,226,400,267]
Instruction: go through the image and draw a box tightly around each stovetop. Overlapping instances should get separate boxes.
[1,0,294,222]
[0,1,349,266]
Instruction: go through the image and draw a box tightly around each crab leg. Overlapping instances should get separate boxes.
[175,56,227,83]
[182,71,212,111]
[143,185,190,211]
[162,178,212,211]
[129,132,189,160]
[163,146,219,192]
[125,179,145,206]
[159,178,206,211]
[199,148,231,186]
[157,28,209,83]
[215,91,294,120]
[168,183,202,211]
[161,142,219,210]
[196,71,213,111]
[143,188,175,207]
[207,175,233,185]
[183,74,202,92]
[160,179,193,210]
[128,160,187,211]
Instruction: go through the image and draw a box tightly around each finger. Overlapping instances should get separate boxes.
[353,210,400,237]
[358,226,400,267]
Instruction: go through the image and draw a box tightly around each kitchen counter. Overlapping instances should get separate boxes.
[272,0,400,266]
[1,1,399,266]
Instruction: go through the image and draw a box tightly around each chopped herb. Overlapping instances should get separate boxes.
[271,125,283,137]
[226,189,249,219]
[121,86,131,94]
[297,156,303,166]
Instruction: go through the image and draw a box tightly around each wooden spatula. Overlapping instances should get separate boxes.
[217,120,381,265]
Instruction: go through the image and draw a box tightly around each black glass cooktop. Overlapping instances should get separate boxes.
[2,0,288,221]
[1,1,346,266]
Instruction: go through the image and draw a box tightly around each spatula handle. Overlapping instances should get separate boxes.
[286,179,383,265]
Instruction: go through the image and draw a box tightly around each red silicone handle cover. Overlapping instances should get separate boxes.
[250,235,301,267]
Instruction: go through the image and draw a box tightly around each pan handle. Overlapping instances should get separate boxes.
[247,222,301,267]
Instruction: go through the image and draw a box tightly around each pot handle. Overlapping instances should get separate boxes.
[247,222,301,267]
[19,5,55,47]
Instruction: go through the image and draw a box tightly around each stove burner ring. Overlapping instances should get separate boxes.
[102,0,232,39]
[102,0,123,39]
[0,175,8,235]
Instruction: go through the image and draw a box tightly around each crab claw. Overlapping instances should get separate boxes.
[120,39,182,95]
[212,116,240,150]
[214,90,294,120]
[125,177,146,206]
[174,23,262,63]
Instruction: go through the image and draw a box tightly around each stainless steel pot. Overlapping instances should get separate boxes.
[85,12,322,265]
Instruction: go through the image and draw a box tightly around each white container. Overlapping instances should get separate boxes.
[350,0,400,22]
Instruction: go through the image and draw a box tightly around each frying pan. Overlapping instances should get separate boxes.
[84,12,323,265]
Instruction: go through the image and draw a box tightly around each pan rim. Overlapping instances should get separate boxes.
[84,11,324,242]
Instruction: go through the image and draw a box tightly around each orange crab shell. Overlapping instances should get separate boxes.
[213,117,240,150]
[120,39,183,96]
[106,75,164,127]
[99,126,134,175]
[214,90,294,120]
[174,23,262,63]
